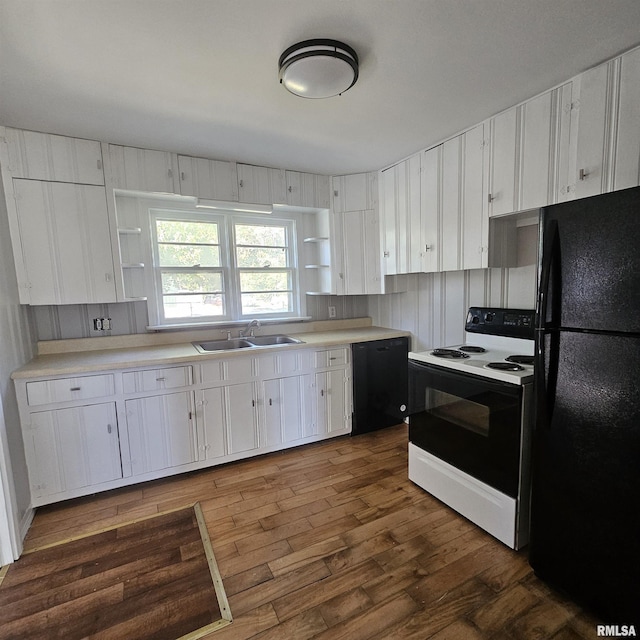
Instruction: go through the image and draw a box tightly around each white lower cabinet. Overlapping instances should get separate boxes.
[17,345,353,507]
[316,368,351,435]
[125,391,197,475]
[224,382,260,454]
[26,402,122,500]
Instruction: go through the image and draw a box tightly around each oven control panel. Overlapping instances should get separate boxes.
[465,307,535,339]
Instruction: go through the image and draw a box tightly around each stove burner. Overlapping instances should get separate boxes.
[506,355,534,365]
[458,345,487,353]
[486,362,525,371]
[431,348,470,359]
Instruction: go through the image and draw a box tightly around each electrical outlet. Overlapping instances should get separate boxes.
[93,318,112,331]
[328,306,336,319]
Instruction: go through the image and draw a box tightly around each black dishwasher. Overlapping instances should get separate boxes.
[352,337,409,435]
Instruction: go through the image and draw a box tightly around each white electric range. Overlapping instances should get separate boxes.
[407,307,536,549]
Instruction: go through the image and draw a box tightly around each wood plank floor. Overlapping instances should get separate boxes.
[17,424,602,639]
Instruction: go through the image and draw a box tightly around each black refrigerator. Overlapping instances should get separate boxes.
[530,185,640,625]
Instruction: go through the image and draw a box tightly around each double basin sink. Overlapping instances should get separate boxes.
[193,334,304,354]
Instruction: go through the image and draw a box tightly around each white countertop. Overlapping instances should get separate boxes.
[12,326,410,379]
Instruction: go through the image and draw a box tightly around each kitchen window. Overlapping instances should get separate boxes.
[149,209,299,326]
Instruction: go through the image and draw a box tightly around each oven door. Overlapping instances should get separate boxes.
[408,360,523,497]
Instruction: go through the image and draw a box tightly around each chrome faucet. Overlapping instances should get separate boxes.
[239,319,261,337]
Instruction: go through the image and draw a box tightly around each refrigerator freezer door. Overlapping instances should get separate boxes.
[539,186,640,333]
[531,330,640,623]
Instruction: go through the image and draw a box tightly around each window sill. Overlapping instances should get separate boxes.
[146,316,313,331]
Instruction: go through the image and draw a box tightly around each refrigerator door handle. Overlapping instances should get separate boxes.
[537,218,558,328]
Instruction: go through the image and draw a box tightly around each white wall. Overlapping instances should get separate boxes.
[368,264,537,351]
[0,173,35,559]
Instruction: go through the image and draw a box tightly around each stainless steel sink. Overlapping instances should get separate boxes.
[193,338,254,353]
[193,334,304,353]
[247,334,303,346]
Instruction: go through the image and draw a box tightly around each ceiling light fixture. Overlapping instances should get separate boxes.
[278,39,359,99]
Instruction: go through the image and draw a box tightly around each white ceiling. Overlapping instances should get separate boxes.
[1,0,640,176]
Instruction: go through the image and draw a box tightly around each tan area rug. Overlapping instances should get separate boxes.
[0,503,232,640]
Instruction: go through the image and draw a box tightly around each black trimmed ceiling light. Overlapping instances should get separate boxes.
[278,39,359,99]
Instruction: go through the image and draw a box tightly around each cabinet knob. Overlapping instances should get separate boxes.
[579,168,589,181]
[383,251,390,258]
[181,171,186,181]
[269,398,272,406]
[487,193,495,203]
[239,179,244,188]
[107,424,112,434]
[288,186,293,193]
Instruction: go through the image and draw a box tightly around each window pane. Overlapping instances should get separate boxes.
[161,271,223,294]
[239,271,290,292]
[163,294,225,319]
[158,244,220,267]
[157,220,219,244]
[236,247,287,268]
[235,224,286,247]
[241,292,292,315]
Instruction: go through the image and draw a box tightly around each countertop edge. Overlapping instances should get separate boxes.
[12,328,411,379]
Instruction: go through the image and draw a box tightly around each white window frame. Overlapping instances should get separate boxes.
[147,205,301,328]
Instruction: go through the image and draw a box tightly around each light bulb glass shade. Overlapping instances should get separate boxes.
[279,39,358,99]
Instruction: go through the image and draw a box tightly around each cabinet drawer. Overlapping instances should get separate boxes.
[122,366,192,394]
[26,374,115,406]
[315,348,349,369]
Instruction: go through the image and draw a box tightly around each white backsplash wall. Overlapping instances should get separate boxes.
[31,296,370,341]
[368,264,537,351]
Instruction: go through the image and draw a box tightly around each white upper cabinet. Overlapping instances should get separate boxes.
[12,179,116,305]
[573,63,612,199]
[285,171,331,208]
[107,144,177,193]
[460,124,487,270]
[178,155,239,201]
[420,124,487,273]
[4,128,104,185]
[341,209,382,294]
[379,154,420,276]
[420,146,440,273]
[331,172,382,294]
[237,164,286,205]
[332,172,377,213]
[613,47,640,192]
[488,106,518,217]
[571,49,640,198]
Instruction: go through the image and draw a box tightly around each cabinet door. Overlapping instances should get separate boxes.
[614,48,640,191]
[178,155,239,201]
[237,164,286,205]
[342,209,382,294]
[224,382,259,454]
[441,136,462,272]
[108,145,176,193]
[316,369,350,435]
[488,106,518,216]
[199,387,227,461]
[461,124,488,270]
[574,62,611,199]
[380,166,399,276]
[5,128,104,185]
[263,376,305,446]
[13,179,116,304]
[332,173,376,213]
[420,146,440,273]
[126,392,196,475]
[28,403,121,498]
[519,90,555,211]
[285,171,331,208]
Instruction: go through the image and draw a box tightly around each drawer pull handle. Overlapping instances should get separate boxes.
[70,387,81,391]
[156,377,166,381]
[329,357,338,361]
[107,424,112,434]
